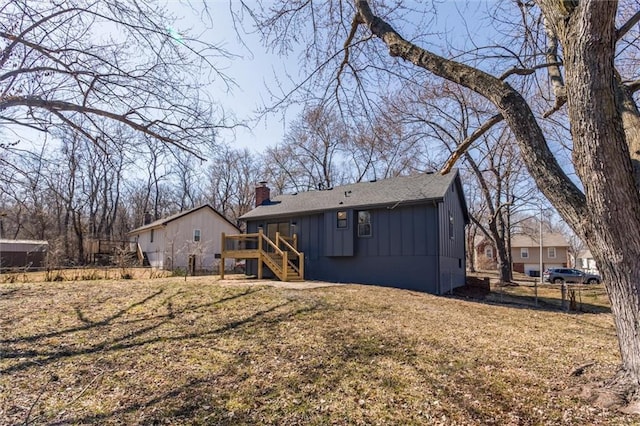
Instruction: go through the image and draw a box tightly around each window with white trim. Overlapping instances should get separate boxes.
[520,247,529,259]
[548,247,556,259]
[193,229,201,242]
[485,246,493,259]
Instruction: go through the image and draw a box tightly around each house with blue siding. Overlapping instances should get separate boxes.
[222,171,469,294]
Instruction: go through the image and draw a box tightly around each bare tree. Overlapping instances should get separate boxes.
[241,0,640,406]
[387,83,535,283]
[344,104,432,182]
[206,145,261,225]
[170,150,208,212]
[278,104,349,190]
[0,0,231,166]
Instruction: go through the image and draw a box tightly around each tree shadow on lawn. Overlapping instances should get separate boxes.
[451,284,612,314]
[3,284,324,424]
[26,303,319,425]
[45,375,235,426]
[0,287,20,298]
[0,285,300,375]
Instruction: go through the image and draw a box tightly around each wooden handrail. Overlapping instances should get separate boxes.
[276,234,303,280]
[277,234,301,256]
[279,235,297,250]
[221,230,304,281]
[263,230,284,256]
[136,243,144,263]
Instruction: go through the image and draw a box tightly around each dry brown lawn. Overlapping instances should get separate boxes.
[0,274,634,425]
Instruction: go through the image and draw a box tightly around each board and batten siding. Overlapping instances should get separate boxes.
[438,181,467,293]
[324,210,354,256]
[355,204,438,258]
[245,203,444,292]
[289,204,440,293]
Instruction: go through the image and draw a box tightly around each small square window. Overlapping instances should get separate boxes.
[194,229,201,242]
[337,211,348,228]
[521,247,529,259]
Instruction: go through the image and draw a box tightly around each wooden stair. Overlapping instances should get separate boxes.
[220,230,304,282]
[263,252,303,282]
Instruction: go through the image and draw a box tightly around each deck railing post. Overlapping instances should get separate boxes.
[299,252,304,280]
[293,234,298,250]
[282,251,288,282]
[258,228,264,279]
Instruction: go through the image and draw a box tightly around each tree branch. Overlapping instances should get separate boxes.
[336,12,362,90]
[441,113,504,174]
[2,96,205,159]
[617,11,640,41]
[354,0,586,226]
[0,7,83,69]
[542,16,566,118]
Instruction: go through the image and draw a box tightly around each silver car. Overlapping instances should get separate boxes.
[543,268,601,284]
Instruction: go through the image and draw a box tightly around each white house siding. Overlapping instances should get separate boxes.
[162,208,237,271]
[142,227,166,269]
[130,205,239,272]
[577,250,599,274]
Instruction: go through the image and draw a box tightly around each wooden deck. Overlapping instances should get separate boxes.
[220,230,304,282]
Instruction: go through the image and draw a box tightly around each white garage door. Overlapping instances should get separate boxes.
[524,263,541,276]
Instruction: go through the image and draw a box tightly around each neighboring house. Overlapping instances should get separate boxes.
[576,249,599,274]
[474,237,498,270]
[128,205,240,273]
[0,239,48,269]
[511,233,570,277]
[230,171,469,294]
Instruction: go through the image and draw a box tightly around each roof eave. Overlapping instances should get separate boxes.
[239,197,445,221]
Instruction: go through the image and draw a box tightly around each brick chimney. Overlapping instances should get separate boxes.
[255,181,271,207]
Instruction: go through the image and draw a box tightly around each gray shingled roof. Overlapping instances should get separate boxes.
[127,204,240,235]
[240,171,462,220]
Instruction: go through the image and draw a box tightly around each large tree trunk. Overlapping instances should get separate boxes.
[354,0,640,408]
[495,243,512,284]
[556,1,640,403]
[491,222,512,283]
